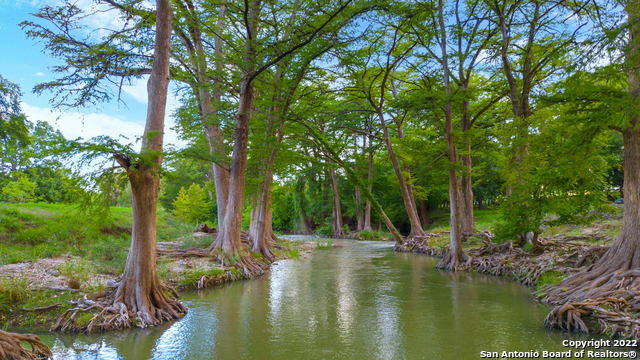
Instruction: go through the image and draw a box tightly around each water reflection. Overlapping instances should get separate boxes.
[42,240,596,360]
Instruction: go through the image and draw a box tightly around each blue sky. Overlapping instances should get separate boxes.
[0,0,183,148]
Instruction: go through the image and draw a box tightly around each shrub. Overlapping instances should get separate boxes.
[172,183,209,225]
[1,174,37,203]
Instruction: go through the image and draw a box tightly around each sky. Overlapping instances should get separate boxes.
[0,0,185,149]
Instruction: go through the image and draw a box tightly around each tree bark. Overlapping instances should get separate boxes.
[213,78,254,256]
[111,0,185,327]
[248,141,278,259]
[177,0,229,225]
[329,167,345,237]
[460,125,474,236]
[419,199,429,227]
[436,0,466,271]
[355,185,364,231]
[362,143,374,231]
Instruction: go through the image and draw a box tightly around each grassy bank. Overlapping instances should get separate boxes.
[0,202,303,332]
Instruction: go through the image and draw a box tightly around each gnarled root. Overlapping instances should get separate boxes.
[544,297,640,337]
[233,256,268,278]
[394,233,446,256]
[52,283,186,333]
[436,248,469,271]
[544,262,640,337]
[0,330,51,360]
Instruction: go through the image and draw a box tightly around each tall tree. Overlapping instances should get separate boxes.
[210,0,355,269]
[172,0,230,226]
[434,0,466,270]
[342,18,426,239]
[544,0,640,334]
[101,0,185,329]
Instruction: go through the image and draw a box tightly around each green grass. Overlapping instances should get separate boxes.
[426,208,501,232]
[357,230,392,241]
[0,202,192,268]
[179,267,225,287]
[0,276,80,331]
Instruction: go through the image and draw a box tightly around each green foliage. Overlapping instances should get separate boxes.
[357,230,391,241]
[172,183,209,225]
[58,259,93,289]
[1,173,36,202]
[0,277,29,306]
[536,271,565,290]
[494,103,611,242]
[179,267,224,287]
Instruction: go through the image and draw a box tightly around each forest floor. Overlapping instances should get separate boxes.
[0,202,309,332]
[396,206,631,338]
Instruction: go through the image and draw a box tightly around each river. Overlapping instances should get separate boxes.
[42,239,596,359]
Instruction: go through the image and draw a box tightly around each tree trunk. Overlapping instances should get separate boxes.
[460,137,474,236]
[211,1,261,275]
[543,2,640,335]
[376,110,425,239]
[248,149,277,259]
[176,0,229,226]
[108,0,184,329]
[207,2,229,225]
[329,167,345,237]
[213,78,254,256]
[362,147,374,231]
[355,186,364,231]
[419,199,429,227]
[436,0,466,271]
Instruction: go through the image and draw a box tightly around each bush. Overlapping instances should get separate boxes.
[1,174,36,203]
[172,183,209,224]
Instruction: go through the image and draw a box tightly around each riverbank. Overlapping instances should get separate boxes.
[0,203,311,333]
[395,210,639,339]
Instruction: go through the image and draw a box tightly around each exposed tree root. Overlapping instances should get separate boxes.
[394,233,447,256]
[436,248,470,271]
[544,263,640,338]
[0,330,51,360]
[52,282,185,333]
[544,297,640,336]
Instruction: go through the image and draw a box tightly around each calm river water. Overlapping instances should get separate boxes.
[42,239,599,359]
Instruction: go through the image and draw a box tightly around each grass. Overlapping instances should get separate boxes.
[0,201,199,331]
[0,275,79,331]
[536,270,565,290]
[357,230,392,241]
[179,267,225,287]
[0,202,192,272]
[426,208,501,232]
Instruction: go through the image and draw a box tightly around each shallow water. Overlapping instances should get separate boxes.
[41,239,600,359]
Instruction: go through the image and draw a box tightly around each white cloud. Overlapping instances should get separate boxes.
[122,77,149,104]
[21,102,186,149]
[34,72,45,77]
